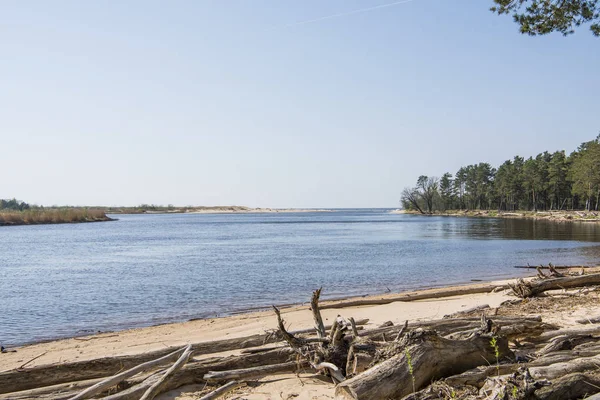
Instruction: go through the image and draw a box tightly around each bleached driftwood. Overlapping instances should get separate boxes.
[509,273,600,298]
[69,346,187,400]
[203,361,305,381]
[0,319,367,395]
[320,283,511,310]
[139,344,193,400]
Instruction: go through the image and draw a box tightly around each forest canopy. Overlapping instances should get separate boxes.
[491,0,600,36]
[401,135,600,213]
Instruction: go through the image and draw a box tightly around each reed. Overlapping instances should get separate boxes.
[0,208,112,226]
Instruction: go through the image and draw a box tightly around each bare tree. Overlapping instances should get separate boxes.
[400,187,425,214]
[416,175,439,213]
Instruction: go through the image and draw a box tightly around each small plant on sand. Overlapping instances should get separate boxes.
[511,385,518,398]
[490,336,500,376]
[405,348,416,393]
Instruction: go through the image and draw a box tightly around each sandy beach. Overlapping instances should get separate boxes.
[2,270,599,399]
[391,209,600,222]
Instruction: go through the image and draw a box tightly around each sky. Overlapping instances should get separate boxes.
[1,1,599,208]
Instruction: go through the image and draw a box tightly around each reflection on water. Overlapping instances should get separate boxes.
[0,210,598,346]
[436,217,600,242]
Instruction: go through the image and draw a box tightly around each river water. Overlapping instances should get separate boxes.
[1,210,599,346]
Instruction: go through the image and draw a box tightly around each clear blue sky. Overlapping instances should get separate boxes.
[1,1,599,208]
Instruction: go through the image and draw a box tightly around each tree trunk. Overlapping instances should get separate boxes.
[335,332,511,400]
[509,273,600,298]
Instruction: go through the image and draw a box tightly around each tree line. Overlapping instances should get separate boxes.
[401,135,600,213]
[0,199,31,211]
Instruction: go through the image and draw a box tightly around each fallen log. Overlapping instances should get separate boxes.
[535,372,600,400]
[576,316,600,324]
[509,273,600,298]
[199,381,243,400]
[530,326,600,343]
[335,330,512,400]
[535,334,597,357]
[0,377,110,400]
[359,316,549,342]
[442,304,490,319]
[320,283,511,310]
[203,361,305,382]
[529,354,600,380]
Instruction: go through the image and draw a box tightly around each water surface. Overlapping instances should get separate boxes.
[1,210,599,346]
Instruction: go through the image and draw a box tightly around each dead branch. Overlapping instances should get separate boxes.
[139,344,193,400]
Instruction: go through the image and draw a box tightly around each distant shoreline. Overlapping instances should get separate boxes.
[391,209,600,222]
[108,206,333,214]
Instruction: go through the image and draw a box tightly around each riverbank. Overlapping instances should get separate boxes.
[0,209,113,226]
[393,209,600,222]
[2,268,599,399]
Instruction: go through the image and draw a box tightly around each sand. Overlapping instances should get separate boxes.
[2,274,598,399]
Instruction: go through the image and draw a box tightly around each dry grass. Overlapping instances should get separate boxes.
[0,208,112,226]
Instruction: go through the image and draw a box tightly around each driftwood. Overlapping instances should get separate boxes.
[315,362,346,383]
[320,283,510,310]
[346,341,378,376]
[358,316,549,342]
[97,348,294,400]
[335,330,512,400]
[514,264,595,269]
[534,372,600,400]
[2,348,295,400]
[0,377,112,400]
[535,334,597,357]
[531,326,600,343]
[576,315,600,324]
[139,345,193,400]
[101,373,162,400]
[198,381,243,400]
[443,304,490,319]
[203,361,305,381]
[478,368,545,400]
[509,273,600,298]
[444,336,600,389]
[529,353,600,380]
[311,288,327,339]
[0,319,368,395]
[69,346,187,400]
[273,293,350,382]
